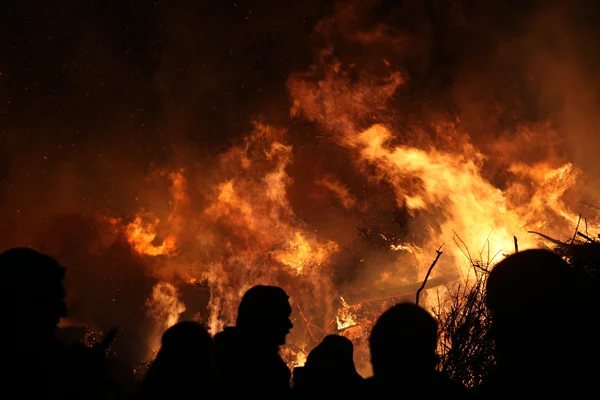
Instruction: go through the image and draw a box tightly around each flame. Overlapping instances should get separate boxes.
[389,243,418,253]
[125,215,177,256]
[345,124,540,277]
[336,297,358,330]
[109,118,595,366]
[83,6,600,373]
[145,281,186,357]
[316,176,357,210]
[272,231,339,275]
[111,169,189,257]
[281,347,308,369]
[203,125,338,280]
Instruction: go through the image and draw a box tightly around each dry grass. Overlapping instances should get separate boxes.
[433,254,495,388]
[433,227,600,388]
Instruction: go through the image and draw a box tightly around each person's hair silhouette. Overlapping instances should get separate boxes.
[486,249,578,361]
[235,284,293,348]
[369,302,438,377]
[363,302,466,397]
[293,334,362,398]
[0,248,67,345]
[140,321,215,399]
[482,249,584,396]
[0,247,118,398]
[214,284,294,398]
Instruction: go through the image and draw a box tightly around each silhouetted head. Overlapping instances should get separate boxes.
[142,321,215,397]
[305,334,358,375]
[486,249,578,366]
[369,303,438,377]
[0,248,67,340]
[155,321,213,368]
[294,334,362,393]
[236,285,293,347]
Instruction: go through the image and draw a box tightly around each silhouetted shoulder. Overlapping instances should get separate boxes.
[213,326,242,363]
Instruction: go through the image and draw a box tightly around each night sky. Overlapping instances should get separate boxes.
[0,1,342,235]
[2,1,600,203]
[0,1,334,151]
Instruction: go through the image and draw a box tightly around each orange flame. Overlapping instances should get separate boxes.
[97,11,599,373]
[145,281,186,358]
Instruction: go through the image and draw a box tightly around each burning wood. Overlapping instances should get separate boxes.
[341,273,459,306]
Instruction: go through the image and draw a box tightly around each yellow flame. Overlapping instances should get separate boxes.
[145,281,186,358]
[125,215,177,256]
[281,346,307,369]
[336,297,358,330]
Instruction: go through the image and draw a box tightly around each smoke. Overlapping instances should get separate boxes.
[521,2,600,194]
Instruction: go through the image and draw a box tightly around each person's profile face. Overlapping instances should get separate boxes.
[272,302,293,346]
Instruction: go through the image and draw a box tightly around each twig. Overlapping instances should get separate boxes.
[345,275,454,306]
[479,230,493,259]
[452,231,472,262]
[296,305,319,345]
[488,249,503,265]
[527,230,563,246]
[324,319,337,329]
[571,214,582,244]
[576,231,595,243]
[581,201,600,211]
[308,323,326,334]
[513,236,519,253]
[285,343,308,358]
[416,244,444,306]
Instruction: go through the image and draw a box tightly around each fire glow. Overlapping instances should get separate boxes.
[8,1,600,377]
[100,115,593,371]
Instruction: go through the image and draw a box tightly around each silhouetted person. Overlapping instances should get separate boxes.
[140,321,216,399]
[214,285,293,398]
[0,247,68,396]
[292,334,363,399]
[0,247,116,398]
[363,302,467,398]
[477,249,588,398]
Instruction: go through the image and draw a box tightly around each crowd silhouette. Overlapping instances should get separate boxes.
[0,246,596,398]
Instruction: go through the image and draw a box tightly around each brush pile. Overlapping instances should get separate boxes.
[434,226,600,388]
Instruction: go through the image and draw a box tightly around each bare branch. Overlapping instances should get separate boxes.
[296,304,319,345]
[571,214,582,244]
[416,244,444,306]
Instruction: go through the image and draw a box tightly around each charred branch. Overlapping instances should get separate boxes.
[296,304,319,345]
[527,230,564,246]
[343,273,457,306]
[581,201,600,212]
[577,231,595,242]
[416,245,444,305]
